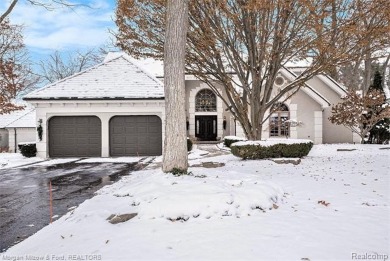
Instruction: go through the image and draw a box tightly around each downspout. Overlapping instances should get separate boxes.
[14,128,17,153]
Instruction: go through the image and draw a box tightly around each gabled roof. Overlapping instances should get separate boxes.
[316,74,347,96]
[0,108,36,128]
[280,67,331,108]
[288,67,347,97]
[24,53,164,101]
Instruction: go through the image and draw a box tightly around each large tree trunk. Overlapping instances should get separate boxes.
[162,0,189,172]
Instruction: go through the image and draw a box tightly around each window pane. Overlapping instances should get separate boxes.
[269,103,290,137]
[195,89,217,112]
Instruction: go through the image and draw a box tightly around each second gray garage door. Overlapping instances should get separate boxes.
[110,116,162,156]
[49,116,101,157]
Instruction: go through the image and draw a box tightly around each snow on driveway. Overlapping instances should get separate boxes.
[2,144,389,260]
[0,153,43,169]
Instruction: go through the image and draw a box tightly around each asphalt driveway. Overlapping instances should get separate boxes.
[0,160,140,252]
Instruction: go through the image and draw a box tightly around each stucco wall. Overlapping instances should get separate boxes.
[306,77,341,104]
[291,90,323,143]
[30,100,165,158]
[323,108,356,143]
[307,76,355,143]
[7,128,36,153]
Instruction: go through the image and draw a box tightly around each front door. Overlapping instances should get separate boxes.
[195,116,217,141]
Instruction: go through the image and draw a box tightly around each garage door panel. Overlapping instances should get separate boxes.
[110,116,162,156]
[49,116,101,157]
[136,117,147,123]
[148,126,160,133]
[137,126,147,133]
[125,126,135,133]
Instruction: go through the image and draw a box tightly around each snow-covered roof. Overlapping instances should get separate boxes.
[24,53,164,101]
[5,109,36,128]
[0,108,36,128]
[104,52,165,78]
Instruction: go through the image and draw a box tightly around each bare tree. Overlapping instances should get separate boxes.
[335,0,390,93]
[0,0,80,23]
[116,0,383,140]
[37,49,103,84]
[381,54,390,99]
[329,90,390,143]
[162,0,189,172]
[0,19,37,114]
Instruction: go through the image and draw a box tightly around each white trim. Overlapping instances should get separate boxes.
[317,74,347,97]
[279,69,331,109]
[188,83,223,139]
[289,104,298,139]
[301,88,330,109]
[314,111,323,144]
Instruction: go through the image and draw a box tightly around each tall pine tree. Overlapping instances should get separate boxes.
[368,70,390,144]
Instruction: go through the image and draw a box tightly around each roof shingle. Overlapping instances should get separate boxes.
[24,54,164,100]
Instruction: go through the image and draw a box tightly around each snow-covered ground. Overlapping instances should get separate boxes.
[2,144,389,260]
[0,153,43,169]
[0,154,145,170]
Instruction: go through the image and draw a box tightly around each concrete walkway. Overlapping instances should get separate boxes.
[194,143,230,157]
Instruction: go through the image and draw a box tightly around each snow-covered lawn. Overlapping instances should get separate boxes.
[2,144,389,260]
[0,153,43,169]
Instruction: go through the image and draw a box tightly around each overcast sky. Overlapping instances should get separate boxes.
[1,0,116,62]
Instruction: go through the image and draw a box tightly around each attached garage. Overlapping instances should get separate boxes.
[49,116,101,157]
[110,115,162,156]
[24,53,165,158]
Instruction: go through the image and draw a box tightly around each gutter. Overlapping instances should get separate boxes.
[23,97,165,101]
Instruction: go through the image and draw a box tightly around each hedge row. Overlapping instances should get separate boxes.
[231,142,313,159]
[223,136,246,148]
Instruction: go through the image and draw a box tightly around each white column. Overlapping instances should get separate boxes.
[289,104,298,139]
[314,111,323,144]
[99,114,110,157]
[36,111,47,158]
[216,92,223,139]
[8,128,16,153]
[188,88,196,138]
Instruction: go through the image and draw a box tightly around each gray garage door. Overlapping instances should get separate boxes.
[110,116,162,156]
[49,116,101,157]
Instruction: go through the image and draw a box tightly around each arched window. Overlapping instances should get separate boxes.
[269,103,290,137]
[195,89,217,112]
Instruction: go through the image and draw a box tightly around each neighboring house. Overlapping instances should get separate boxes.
[24,53,358,159]
[0,108,36,152]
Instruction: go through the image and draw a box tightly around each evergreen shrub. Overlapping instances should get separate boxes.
[231,141,313,159]
[18,143,37,158]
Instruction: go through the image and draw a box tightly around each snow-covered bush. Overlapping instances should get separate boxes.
[223,136,246,147]
[18,143,37,158]
[231,139,313,159]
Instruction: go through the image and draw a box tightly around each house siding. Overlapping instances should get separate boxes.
[291,90,322,143]
[0,129,9,151]
[6,128,36,153]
